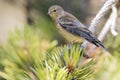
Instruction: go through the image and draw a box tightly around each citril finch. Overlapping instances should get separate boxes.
[48,5,107,50]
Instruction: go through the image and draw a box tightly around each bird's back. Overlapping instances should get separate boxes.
[56,12,85,43]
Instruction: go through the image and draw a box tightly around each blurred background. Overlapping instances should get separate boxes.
[0,0,119,43]
[0,0,120,80]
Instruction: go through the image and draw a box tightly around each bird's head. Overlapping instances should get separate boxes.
[48,5,64,21]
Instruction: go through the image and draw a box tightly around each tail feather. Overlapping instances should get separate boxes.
[93,39,107,51]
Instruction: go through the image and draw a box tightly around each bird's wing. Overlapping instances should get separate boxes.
[58,16,92,38]
[58,15,86,29]
[58,17,107,50]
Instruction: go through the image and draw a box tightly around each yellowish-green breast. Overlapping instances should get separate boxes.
[56,24,83,43]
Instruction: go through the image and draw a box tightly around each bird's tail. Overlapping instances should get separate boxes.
[93,38,107,51]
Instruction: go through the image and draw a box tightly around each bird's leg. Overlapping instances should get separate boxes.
[67,42,72,53]
[83,53,90,58]
[66,41,75,54]
[81,43,90,58]
[67,41,90,59]
[70,41,89,58]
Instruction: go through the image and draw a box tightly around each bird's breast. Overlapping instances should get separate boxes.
[56,24,83,43]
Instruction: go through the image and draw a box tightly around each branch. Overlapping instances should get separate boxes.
[81,0,119,49]
[87,4,118,55]
[98,4,118,41]
[110,5,118,36]
[87,6,118,55]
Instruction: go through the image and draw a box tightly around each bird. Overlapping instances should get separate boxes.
[48,5,107,50]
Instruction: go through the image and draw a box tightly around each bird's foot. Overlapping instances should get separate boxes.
[83,53,90,59]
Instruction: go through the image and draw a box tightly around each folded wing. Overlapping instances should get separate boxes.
[58,16,107,50]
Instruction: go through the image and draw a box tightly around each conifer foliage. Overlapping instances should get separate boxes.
[0,27,93,80]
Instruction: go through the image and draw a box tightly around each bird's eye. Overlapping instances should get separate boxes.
[53,10,56,12]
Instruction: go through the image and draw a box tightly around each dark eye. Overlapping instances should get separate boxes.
[53,10,56,12]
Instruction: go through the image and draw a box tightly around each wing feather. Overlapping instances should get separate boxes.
[58,16,107,50]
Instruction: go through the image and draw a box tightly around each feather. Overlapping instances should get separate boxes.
[58,14,107,50]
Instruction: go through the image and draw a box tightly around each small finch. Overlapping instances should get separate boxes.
[48,5,107,50]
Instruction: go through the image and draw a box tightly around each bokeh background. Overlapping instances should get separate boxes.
[1,0,119,43]
[0,0,120,80]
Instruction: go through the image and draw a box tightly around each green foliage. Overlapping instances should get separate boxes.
[90,34,120,80]
[34,15,58,40]
[44,44,93,80]
[89,54,120,80]
[1,25,119,80]
[0,27,93,80]
[105,34,120,53]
